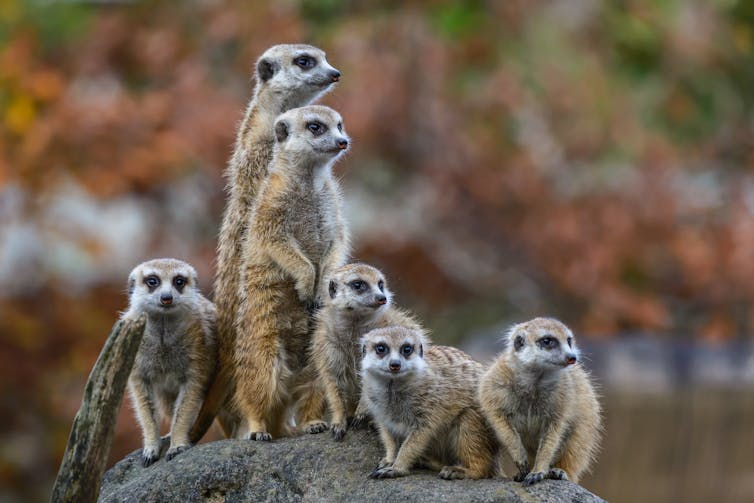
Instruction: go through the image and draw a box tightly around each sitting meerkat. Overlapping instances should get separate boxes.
[310,263,424,440]
[478,317,602,485]
[122,258,217,466]
[360,326,496,480]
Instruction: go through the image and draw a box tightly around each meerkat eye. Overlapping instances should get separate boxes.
[567,337,573,348]
[337,122,343,132]
[294,55,315,69]
[173,276,187,290]
[400,344,414,357]
[307,121,326,135]
[377,280,385,292]
[538,336,559,349]
[374,343,388,355]
[144,275,160,288]
[350,280,365,291]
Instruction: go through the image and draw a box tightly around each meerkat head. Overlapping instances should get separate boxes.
[506,317,579,370]
[273,105,349,166]
[360,326,427,381]
[254,44,340,107]
[326,263,391,318]
[126,258,200,317]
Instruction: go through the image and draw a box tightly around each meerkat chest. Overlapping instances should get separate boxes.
[289,191,337,260]
[134,323,194,387]
[506,383,560,443]
[366,381,422,436]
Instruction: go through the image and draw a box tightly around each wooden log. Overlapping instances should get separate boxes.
[51,315,146,503]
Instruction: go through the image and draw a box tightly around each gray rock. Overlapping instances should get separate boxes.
[99,429,605,502]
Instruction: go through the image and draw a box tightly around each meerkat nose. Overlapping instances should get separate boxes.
[337,139,348,150]
[565,354,577,365]
[160,293,174,306]
[375,295,387,305]
[329,70,341,82]
[389,360,401,373]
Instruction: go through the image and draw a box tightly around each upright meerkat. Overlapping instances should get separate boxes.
[310,263,423,440]
[122,258,217,466]
[478,317,602,485]
[360,327,496,480]
[191,44,341,442]
[234,105,350,441]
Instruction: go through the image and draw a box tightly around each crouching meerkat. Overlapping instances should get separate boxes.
[122,258,217,466]
[478,317,602,485]
[360,327,496,480]
[234,105,350,441]
[192,44,341,443]
[310,263,423,441]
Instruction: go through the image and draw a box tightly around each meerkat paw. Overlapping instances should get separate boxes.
[166,444,191,461]
[304,421,328,434]
[513,460,531,482]
[369,466,408,479]
[249,431,272,442]
[439,465,467,480]
[547,468,568,481]
[522,471,546,486]
[141,447,160,467]
[349,414,369,430]
[330,423,346,441]
[376,457,394,469]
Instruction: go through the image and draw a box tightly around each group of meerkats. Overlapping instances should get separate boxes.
[120,43,602,487]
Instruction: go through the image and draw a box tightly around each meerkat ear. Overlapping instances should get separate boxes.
[274,120,289,143]
[514,335,525,351]
[328,280,337,299]
[127,277,135,296]
[257,57,278,82]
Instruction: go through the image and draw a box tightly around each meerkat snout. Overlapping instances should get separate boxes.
[565,353,577,365]
[160,293,173,306]
[375,295,387,306]
[337,138,348,149]
[329,70,341,82]
[388,359,401,373]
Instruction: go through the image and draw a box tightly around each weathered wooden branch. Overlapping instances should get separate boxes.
[51,315,146,503]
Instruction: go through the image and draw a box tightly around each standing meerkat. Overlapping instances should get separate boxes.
[360,327,497,480]
[234,105,350,441]
[191,44,341,442]
[122,258,217,466]
[478,317,602,485]
[310,263,423,441]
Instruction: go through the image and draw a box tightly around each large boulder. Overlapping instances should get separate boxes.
[100,429,605,502]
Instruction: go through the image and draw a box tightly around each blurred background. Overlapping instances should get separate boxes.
[1,0,753,501]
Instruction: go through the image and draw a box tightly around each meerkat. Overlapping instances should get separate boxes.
[121,258,217,466]
[360,326,496,480]
[191,44,341,443]
[309,263,423,441]
[478,317,602,485]
[233,105,350,441]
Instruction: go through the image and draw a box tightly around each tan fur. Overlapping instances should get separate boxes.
[123,258,217,466]
[361,327,496,480]
[478,317,602,485]
[191,44,340,442]
[309,263,423,440]
[233,105,350,440]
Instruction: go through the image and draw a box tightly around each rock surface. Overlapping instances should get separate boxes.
[100,429,605,502]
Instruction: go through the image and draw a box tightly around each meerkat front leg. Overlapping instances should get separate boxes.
[128,377,162,467]
[524,422,568,486]
[487,413,530,482]
[319,369,349,440]
[262,240,317,306]
[373,422,398,471]
[166,374,205,460]
[350,394,369,429]
[370,421,446,479]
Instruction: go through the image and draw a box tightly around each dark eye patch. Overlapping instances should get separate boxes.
[401,344,414,357]
[349,280,367,291]
[377,280,385,292]
[514,335,525,351]
[374,343,388,356]
[294,54,316,70]
[537,336,560,350]
[307,121,326,135]
[144,275,160,291]
[173,275,187,292]
[567,337,573,348]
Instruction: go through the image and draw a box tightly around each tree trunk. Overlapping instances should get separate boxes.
[51,315,146,503]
